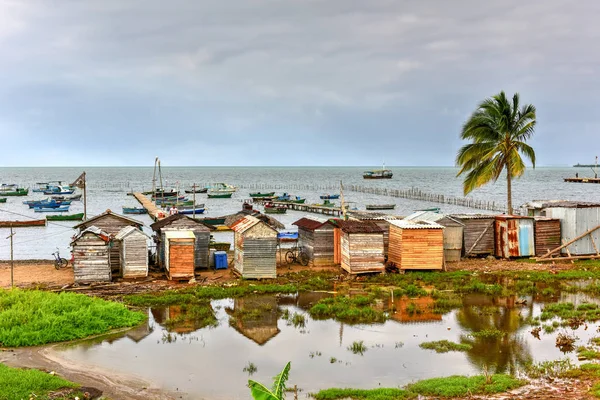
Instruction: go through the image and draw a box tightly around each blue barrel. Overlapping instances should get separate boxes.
[214,251,228,270]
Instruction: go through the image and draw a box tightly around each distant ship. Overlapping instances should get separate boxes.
[363,162,393,179]
[573,163,597,168]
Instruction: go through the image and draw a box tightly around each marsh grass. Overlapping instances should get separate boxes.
[470,328,506,339]
[0,363,80,400]
[309,295,386,324]
[0,289,145,347]
[540,302,600,322]
[419,340,472,353]
[347,340,368,355]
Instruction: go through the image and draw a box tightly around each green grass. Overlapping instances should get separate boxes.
[419,340,472,353]
[309,295,386,324]
[470,328,506,339]
[540,302,600,322]
[0,289,146,347]
[313,374,524,399]
[347,340,368,355]
[0,363,80,400]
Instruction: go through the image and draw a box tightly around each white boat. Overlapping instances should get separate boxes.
[207,182,237,194]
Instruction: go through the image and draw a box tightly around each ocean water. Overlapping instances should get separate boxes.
[0,166,598,260]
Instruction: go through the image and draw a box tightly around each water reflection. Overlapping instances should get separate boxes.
[226,296,281,345]
[388,297,443,323]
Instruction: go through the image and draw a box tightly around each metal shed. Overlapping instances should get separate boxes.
[330,220,385,274]
[231,215,278,279]
[540,201,600,255]
[74,210,143,275]
[164,230,196,280]
[71,226,112,283]
[115,226,150,279]
[533,217,562,257]
[494,215,535,258]
[388,220,445,270]
[292,216,335,267]
[150,214,213,269]
[451,214,496,256]
[404,211,464,262]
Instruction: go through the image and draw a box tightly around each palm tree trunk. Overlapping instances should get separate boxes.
[506,167,513,215]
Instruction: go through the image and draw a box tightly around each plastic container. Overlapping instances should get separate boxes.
[214,251,228,270]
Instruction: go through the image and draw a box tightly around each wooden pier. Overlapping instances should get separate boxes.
[132,192,164,221]
[270,201,343,217]
[564,177,600,184]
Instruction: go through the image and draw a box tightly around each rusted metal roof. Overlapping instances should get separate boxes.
[231,215,278,234]
[293,217,329,231]
[73,209,143,230]
[330,220,385,234]
[389,220,444,230]
[522,200,600,209]
[404,211,464,226]
[71,225,111,244]
[150,213,214,232]
[451,214,496,220]
[347,211,403,221]
[495,215,534,221]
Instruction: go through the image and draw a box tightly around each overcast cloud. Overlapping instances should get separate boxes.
[0,0,598,166]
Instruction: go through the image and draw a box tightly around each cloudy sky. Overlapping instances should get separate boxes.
[0,0,598,166]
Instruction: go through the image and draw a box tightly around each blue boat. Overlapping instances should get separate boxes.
[123,207,148,215]
[27,200,72,209]
[34,205,70,212]
[277,193,291,201]
[155,196,187,204]
[319,194,340,200]
[178,208,205,215]
[43,185,75,195]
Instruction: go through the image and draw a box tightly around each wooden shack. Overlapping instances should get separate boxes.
[292,216,335,267]
[231,215,278,279]
[114,226,150,278]
[388,220,445,270]
[164,230,196,280]
[150,214,213,269]
[495,215,535,258]
[71,226,112,283]
[404,211,464,262]
[533,217,562,257]
[74,210,143,274]
[329,220,385,274]
[451,214,496,256]
[348,213,403,259]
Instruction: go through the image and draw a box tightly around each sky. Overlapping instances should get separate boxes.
[0,0,599,167]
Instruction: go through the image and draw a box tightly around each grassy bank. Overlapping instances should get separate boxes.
[0,363,81,400]
[0,289,146,347]
[313,374,525,399]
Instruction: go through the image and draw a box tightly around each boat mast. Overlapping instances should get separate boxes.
[595,156,598,179]
[340,180,347,220]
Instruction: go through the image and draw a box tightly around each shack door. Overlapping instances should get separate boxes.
[518,220,535,256]
[168,239,195,279]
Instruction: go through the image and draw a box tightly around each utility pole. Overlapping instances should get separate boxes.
[193,183,196,218]
[83,171,87,220]
[7,225,15,289]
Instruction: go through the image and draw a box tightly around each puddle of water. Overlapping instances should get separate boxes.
[59,291,600,400]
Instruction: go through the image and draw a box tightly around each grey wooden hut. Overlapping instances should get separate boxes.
[404,211,464,262]
[347,212,403,259]
[74,210,143,274]
[114,226,150,278]
[331,220,385,274]
[150,214,213,269]
[231,215,278,279]
[292,216,335,267]
[451,214,496,257]
[71,226,112,283]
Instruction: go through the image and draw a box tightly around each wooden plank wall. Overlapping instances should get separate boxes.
[313,226,335,266]
[458,218,495,255]
[167,238,195,280]
[388,225,444,270]
[534,218,561,257]
[120,231,148,278]
[73,233,111,283]
[341,232,385,274]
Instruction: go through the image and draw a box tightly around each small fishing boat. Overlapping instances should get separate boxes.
[201,217,226,226]
[32,182,50,193]
[208,192,233,199]
[122,207,148,215]
[0,198,6,203]
[160,200,194,208]
[315,199,337,208]
[176,203,205,210]
[151,189,179,199]
[250,192,275,198]
[365,204,396,210]
[184,187,208,194]
[277,193,291,201]
[155,196,187,204]
[363,162,393,179]
[0,185,29,196]
[27,200,71,209]
[319,194,340,200]
[46,213,85,221]
[264,203,287,214]
[0,219,46,228]
[417,207,441,213]
[285,197,306,204]
[178,207,205,215]
[34,205,70,212]
[43,186,74,195]
[51,194,82,201]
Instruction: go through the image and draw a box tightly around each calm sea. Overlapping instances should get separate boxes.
[0,166,598,260]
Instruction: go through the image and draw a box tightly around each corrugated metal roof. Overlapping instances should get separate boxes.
[71,225,111,244]
[73,209,143,229]
[115,225,151,240]
[495,215,534,221]
[451,214,496,220]
[405,211,464,226]
[331,220,385,234]
[231,215,278,234]
[293,217,329,231]
[522,200,600,209]
[164,230,196,239]
[150,213,214,232]
[389,219,444,229]
[347,211,402,221]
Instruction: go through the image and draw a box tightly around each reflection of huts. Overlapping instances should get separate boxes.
[330,220,385,274]
[227,296,280,345]
[150,214,213,269]
[114,226,150,278]
[404,211,464,262]
[522,201,600,255]
[125,319,154,342]
[71,226,112,283]
[388,220,445,270]
[164,231,196,280]
[151,306,207,334]
[533,217,562,257]
[292,216,335,267]
[451,214,496,256]
[389,296,443,323]
[231,216,278,279]
[74,210,143,274]
[495,215,535,258]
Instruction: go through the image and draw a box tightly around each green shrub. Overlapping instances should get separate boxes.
[0,363,79,399]
[419,340,472,353]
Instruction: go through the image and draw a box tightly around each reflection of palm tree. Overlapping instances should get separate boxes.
[457,304,532,374]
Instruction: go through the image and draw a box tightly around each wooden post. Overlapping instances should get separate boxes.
[193,183,196,218]
[83,171,87,220]
[7,225,15,289]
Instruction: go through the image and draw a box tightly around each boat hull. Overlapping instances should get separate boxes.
[46,213,85,221]
[365,204,396,210]
[178,208,205,215]
[0,198,6,203]
[208,193,233,198]
[122,208,148,214]
[319,195,340,200]
[43,190,74,195]
[250,192,275,198]
[0,189,29,196]
[0,220,46,228]
[264,207,286,214]
[34,206,70,212]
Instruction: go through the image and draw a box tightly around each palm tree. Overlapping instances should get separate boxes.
[456,91,536,214]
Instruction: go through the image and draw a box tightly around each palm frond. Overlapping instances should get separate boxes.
[248,380,279,400]
[514,141,536,167]
[462,158,497,195]
[271,362,291,399]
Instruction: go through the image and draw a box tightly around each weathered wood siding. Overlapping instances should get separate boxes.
[298,225,335,267]
[340,232,385,274]
[388,225,444,270]
[166,237,195,280]
[333,227,342,265]
[534,217,561,257]
[453,216,495,256]
[156,219,211,268]
[72,232,111,283]
[233,221,277,279]
[442,225,463,262]
[119,230,148,278]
